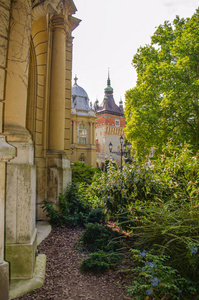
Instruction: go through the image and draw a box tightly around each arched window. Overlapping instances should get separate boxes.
[79,153,85,163]
[77,123,87,144]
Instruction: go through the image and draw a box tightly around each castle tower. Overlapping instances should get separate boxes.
[94,72,125,169]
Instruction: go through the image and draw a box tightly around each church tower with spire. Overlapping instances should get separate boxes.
[94,72,125,169]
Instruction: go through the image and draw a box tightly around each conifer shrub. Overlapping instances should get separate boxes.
[78,223,121,252]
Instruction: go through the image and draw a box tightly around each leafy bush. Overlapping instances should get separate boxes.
[126,249,197,300]
[72,162,101,185]
[78,223,121,252]
[78,223,123,273]
[128,200,199,282]
[85,143,199,288]
[88,143,199,219]
[151,141,199,205]
[87,159,162,228]
[86,207,106,224]
[42,183,91,227]
[81,250,122,273]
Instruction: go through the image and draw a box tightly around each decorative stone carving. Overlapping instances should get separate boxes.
[32,0,65,21]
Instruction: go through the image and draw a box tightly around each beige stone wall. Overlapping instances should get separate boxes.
[29,11,80,219]
[0,0,80,286]
[2,0,37,280]
[0,0,11,133]
[0,1,13,296]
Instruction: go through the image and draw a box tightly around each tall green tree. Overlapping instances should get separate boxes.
[125,9,199,157]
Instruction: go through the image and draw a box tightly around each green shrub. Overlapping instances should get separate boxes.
[126,249,197,300]
[42,183,91,227]
[78,223,121,252]
[86,207,106,224]
[87,159,162,229]
[81,250,122,273]
[128,201,199,282]
[72,162,101,185]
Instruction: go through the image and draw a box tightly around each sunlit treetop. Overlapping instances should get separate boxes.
[125,8,199,158]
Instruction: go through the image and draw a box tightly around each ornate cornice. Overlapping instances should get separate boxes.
[32,0,68,21]
[68,15,81,32]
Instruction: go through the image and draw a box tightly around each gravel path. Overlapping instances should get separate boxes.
[15,226,131,300]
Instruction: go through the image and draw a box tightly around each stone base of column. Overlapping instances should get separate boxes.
[0,261,9,300]
[47,151,71,203]
[62,154,72,193]
[35,154,71,221]
[5,159,37,279]
[35,158,48,221]
[5,230,37,279]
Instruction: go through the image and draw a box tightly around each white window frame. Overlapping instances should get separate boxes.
[77,123,87,144]
[115,120,120,127]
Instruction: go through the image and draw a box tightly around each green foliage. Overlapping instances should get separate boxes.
[78,223,121,252]
[87,158,163,230]
[81,250,122,273]
[72,162,101,185]
[105,159,117,172]
[125,9,199,156]
[42,183,91,227]
[126,249,197,299]
[152,141,199,205]
[88,143,199,224]
[78,223,123,273]
[86,143,199,292]
[131,201,199,281]
[86,207,106,225]
[42,198,61,225]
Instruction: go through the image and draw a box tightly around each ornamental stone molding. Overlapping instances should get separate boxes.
[32,0,65,21]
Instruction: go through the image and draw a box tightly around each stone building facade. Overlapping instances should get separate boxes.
[94,74,125,169]
[0,0,80,298]
[71,76,97,166]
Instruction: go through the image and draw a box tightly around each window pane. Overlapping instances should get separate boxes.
[77,124,87,144]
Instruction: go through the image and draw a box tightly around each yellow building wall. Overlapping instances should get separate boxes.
[71,115,97,167]
[0,0,80,288]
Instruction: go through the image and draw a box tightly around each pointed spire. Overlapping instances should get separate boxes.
[107,68,111,86]
[105,68,113,93]
[74,74,78,85]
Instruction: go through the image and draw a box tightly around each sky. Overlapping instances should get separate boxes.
[72,0,198,106]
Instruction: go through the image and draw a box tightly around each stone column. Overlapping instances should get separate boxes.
[47,15,72,203]
[49,15,67,151]
[0,136,15,300]
[73,120,77,144]
[3,0,37,280]
[91,122,94,145]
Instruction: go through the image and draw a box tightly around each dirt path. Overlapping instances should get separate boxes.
[15,226,131,300]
